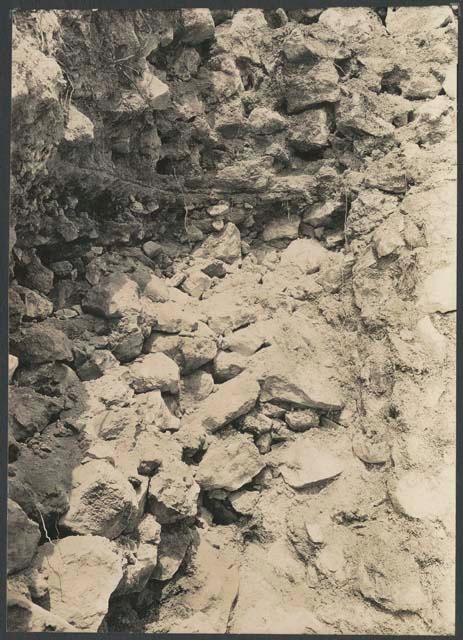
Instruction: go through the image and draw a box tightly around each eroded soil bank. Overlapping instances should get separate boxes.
[8,6,457,634]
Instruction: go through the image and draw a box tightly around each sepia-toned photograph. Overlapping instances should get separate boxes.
[6,3,458,635]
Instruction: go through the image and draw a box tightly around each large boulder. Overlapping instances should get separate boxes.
[195,432,265,491]
[34,535,123,631]
[59,460,139,539]
[7,500,41,574]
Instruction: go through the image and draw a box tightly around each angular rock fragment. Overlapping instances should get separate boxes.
[59,460,139,539]
[144,274,170,303]
[9,386,62,441]
[179,370,214,411]
[214,350,248,381]
[418,265,456,313]
[7,500,41,575]
[287,109,330,152]
[145,331,218,373]
[152,523,196,581]
[262,216,300,242]
[77,349,119,381]
[83,273,140,319]
[8,354,18,382]
[7,592,74,632]
[64,104,94,143]
[259,363,342,411]
[303,200,342,227]
[194,222,241,264]
[248,107,287,135]
[15,362,81,398]
[352,432,390,465]
[285,61,339,114]
[153,532,240,633]
[385,6,453,35]
[279,238,329,274]
[285,409,319,432]
[181,9,215,44]
[148,461,200,523]
[34,535,123,631]
[280,439,343,488]
[223,321,272,356]
[128,352,180,394]
[10,325,73,365]
[195,433,265,491]
[13,285,53,320]
[143,299,199,333]
[182,373,260,433]
[181,270,212,298]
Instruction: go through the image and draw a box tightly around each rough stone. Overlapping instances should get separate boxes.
[144,274,170,303]
[7,592,74,632]
[182,373,260,433]
[385,6,453,35]
[7,500,41,575]
[34,535,123,631]
[213,350,248,381]
[303,200,342,227]
[152,523,196,581]
[10,325,73,365]
[8,354,19,382]
[59,460,139,539]
[64,105,94,143]
[285,61,339,114]
[181,270,212,298]
[195,433,265,491]
[147,461,200,523]
[280,439,343,488]
[279,238,329,274]
[9,386,62,441]
[181,9,215,45]
[285,409,320,432]
[194,222,241,264]
[262,216,300,242]
[83,273,140,319]
[248,107,287,135]
[288,109,330,152]
[128,352,180,394]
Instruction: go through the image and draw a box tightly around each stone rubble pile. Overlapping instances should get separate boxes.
[8,6,456,635]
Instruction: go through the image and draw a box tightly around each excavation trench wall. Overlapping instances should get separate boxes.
[8,7,457,634]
